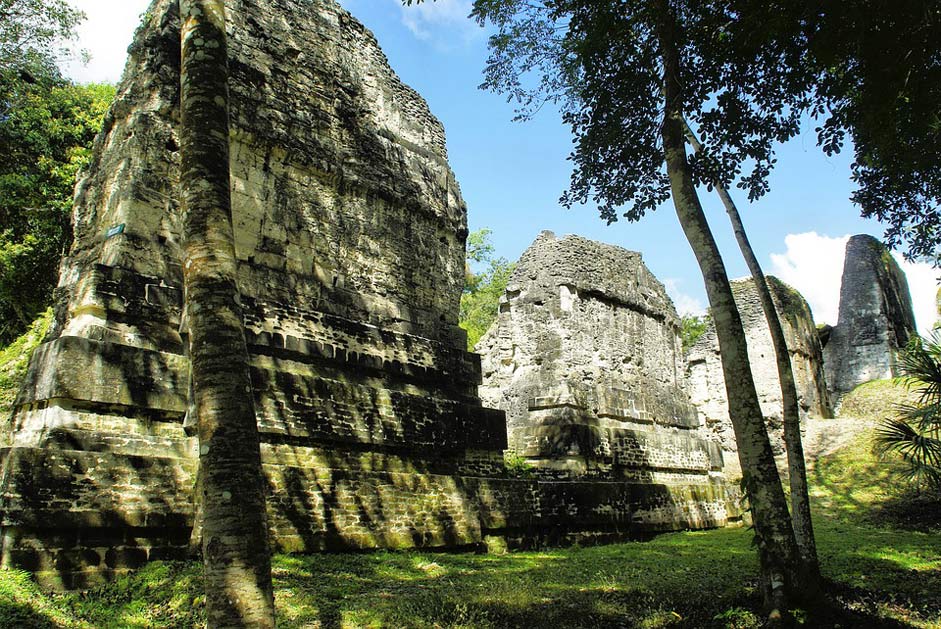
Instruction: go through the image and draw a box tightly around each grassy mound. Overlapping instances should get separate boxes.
[837,378,916,423]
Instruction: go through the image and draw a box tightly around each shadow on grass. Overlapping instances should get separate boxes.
[0,601,61,629]
[263,517,939,629]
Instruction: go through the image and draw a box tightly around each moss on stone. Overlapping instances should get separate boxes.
[837,379,915,421]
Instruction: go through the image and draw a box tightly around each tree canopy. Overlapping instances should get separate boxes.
[0,79,114,343]
[461,229,515,349]
[469,0,810,222]
[0,0,84,83]
[699,0,941,261]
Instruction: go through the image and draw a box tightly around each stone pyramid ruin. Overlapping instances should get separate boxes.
[477,232,737,523]
[822,234,918,400]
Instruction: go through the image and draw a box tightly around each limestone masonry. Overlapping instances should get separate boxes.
[0,0,735,588]
[687,277,832,478]
[823,235,917,401]
[477,232,737,525]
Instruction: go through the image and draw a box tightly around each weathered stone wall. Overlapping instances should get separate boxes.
[477,233,734,516]
[823,234,917,400]
[0,2,735,589]
[686,277,831,477]
[0,0,500,588]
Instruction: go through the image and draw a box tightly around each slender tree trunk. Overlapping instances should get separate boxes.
[683,121,822,586]
[654,0,802,614]
[178,1,276,626]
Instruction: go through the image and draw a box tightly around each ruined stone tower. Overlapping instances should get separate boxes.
[823,235,917,400]
[686,277,831,477]
[0,1,735,588]
[0,0,509,587]
[477,233,736,529]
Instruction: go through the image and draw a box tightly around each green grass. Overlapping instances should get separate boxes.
[838,378,917,423]
[2,509,937,628]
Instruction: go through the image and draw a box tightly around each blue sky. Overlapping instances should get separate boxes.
[64,0,939,330]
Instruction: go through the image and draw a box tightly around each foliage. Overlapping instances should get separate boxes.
[0,80,114,344]
[503,449,535,478]
[0,0,84,84]
[463,0,811,223]
[680,313,709,350]
[460,228,515,349]
[875,334,941,491]
[704,1,941,262]
[0,307,51,417]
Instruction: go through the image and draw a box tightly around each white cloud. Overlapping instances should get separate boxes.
[64,0,151,84]
[663,278,706,317]
[393,0,480,48]
[769,232,848,326]
[769,231,940,334]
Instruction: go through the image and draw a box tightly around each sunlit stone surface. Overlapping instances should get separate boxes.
[477,233,739,530]
[687,277,832,478]
[822,234,917,402]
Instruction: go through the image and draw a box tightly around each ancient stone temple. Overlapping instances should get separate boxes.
[823,234,917,400]
[686,277,831,477]
[477,233,736,525]
[0,0,508,587]
[0,1,734,588]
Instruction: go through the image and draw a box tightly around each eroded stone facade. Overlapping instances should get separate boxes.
[686,277,831,478]
[823,235,917,400]
[0,1,735,588]
[477,233,736,524]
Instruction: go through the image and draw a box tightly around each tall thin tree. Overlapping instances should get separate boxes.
[178,1,276,626]
[684,120,821,585]
[654,1,801,612]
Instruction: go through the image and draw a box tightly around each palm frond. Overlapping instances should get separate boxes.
[899,332,941,406]
[876,418,941,488]
[895,401,941,432]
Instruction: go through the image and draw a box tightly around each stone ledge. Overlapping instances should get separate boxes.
[15,337,189,413]
[252,364,507,452]
[517,424,717,473]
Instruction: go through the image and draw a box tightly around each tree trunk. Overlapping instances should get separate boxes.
[683,120,822,587]
[654,0,802,614]
[178,1,276,626]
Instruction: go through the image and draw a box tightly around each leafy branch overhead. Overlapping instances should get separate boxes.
[406,0,941,263]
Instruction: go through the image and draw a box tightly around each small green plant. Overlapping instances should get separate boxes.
[0,308,52,415]
[713,607,762,628]
[680,313,710,350]
[876,333,941,492]
[503,449,535,478]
